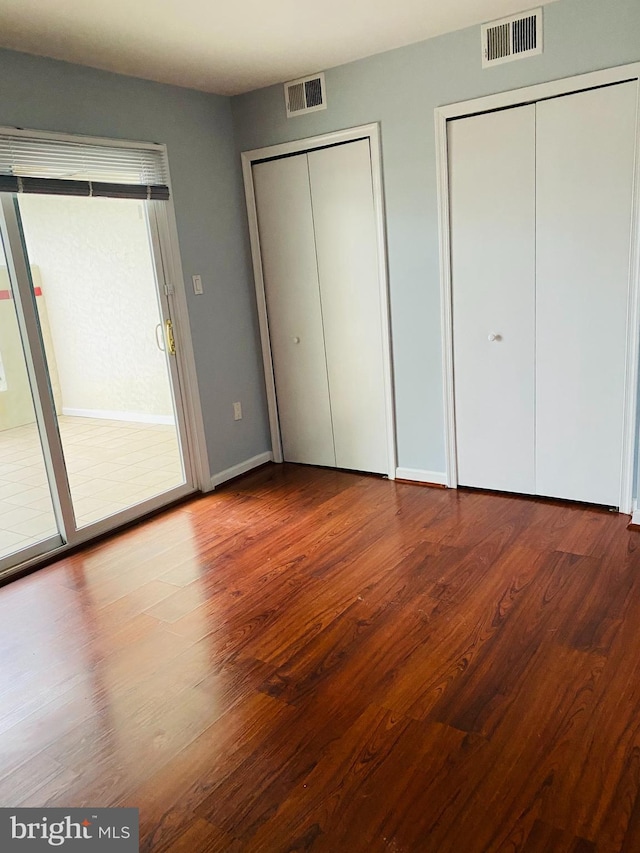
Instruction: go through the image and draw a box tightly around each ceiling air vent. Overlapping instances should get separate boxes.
[482,8,542,68]
[284,73,327,118]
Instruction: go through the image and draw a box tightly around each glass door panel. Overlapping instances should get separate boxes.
[0,234,60,562]
[16,195,189,530]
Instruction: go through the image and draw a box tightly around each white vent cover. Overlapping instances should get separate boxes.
[482,8,542,67]
[284,73,327,118]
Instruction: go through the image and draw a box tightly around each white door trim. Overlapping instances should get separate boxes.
[241,123,397,478]
[147,188,211,493]
[436,62,640,513]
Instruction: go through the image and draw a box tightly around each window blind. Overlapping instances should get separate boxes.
[0,131,170,200]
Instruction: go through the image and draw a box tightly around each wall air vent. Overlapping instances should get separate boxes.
[284,73,327,118]
[482,8,542,68]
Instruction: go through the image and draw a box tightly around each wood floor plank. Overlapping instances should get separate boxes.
[254,540,447,709]
[0,752,77,808]
[535,586,640,844]
[246,708,472,853]
[520,820,596,852]
[160,818,240,853]
[379,544,543,721]
[430,549,603,736]
[130,692,299,852]
[420,644,606,852]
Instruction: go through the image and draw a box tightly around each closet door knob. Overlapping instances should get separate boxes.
[488,333,500,342]
[292,336,300,344]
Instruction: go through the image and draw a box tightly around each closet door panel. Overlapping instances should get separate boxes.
[449,105,536,493]
[253,155,336,466]
[535,82,637,506]
[307,140,388,474]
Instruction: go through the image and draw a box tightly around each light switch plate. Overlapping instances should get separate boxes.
[192,274,203,295]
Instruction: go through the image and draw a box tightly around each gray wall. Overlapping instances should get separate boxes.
[0,47,270,479]
[231,0,640,477]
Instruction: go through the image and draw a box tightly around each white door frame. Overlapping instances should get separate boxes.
[241,123,397,478]
[435,62,640,513]
[147,192,211,493]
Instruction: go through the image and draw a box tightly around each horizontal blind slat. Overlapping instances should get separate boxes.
[0,131,168,189]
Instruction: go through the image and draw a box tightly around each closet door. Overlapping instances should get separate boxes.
[535,82,638,506]
[308,140,388,474]
[253,155,335,467]
[449,105,536,493]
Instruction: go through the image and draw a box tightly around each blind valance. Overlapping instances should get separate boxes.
[0,130,170,200]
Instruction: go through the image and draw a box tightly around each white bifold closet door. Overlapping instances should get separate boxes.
[252,154,336,467]
[535,82,637,506]
[450,80,637,506]
[253,139,388,474]
[450,105,536,494]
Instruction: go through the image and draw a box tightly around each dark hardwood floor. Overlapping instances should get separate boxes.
[2,462,640,851]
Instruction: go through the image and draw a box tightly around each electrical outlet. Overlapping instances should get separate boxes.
[192,274,203,295]
[233,401,242,421]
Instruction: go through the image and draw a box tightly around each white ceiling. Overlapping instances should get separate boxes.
[0,0,558,96]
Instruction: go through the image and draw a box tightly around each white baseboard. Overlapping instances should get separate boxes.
[631,510,640,526]
[395,467,448,486]
[210,451,273,489]
[62,407,175,426]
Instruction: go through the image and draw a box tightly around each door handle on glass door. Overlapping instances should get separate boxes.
[166,319,176,356]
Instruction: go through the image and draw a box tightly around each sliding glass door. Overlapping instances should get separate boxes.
[17,193,188,527]
[0,189,195,578]
[0,218,63,569]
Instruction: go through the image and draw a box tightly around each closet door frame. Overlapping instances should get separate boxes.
[435,62,640,513]
[241,123,397,478]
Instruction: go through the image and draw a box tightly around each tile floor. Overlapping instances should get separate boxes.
[0,415,184,561]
